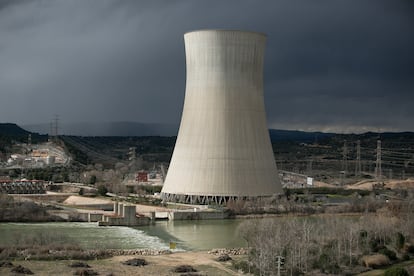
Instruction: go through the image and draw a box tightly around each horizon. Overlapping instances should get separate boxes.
[2,121,413,136]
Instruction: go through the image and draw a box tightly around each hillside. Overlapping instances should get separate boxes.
[2,122,414,185]
[269,129,334,142]
[0,123,31,137]
[23,122,179,137]
[24,121,334,140]
[57,129,414,185]
[0,123,47,160]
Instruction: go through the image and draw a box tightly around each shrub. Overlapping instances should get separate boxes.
[73,269,98,276]
[369,238,384,252]
[89,175,97,185]
[317,253,341,274]
[173,265,197,273]
[379,248,397,261]
[122,258,148,267]
[396,232,405,250]
[11,265,33,274]
[97,185,108,196]
[232,260,258,275]
[0,248,18,259]
[404,244,414,254]
[68,262,90,268]
[384,267,409,276]
[217,254,232,262]
[0,261,13,267]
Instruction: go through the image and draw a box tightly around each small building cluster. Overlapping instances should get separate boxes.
[6,142,69,168]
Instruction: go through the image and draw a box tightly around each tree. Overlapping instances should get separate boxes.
[97,185,108,196]
[89,175,97,185]
[395,232,405,250]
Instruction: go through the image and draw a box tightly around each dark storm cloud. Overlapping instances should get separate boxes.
[0,0,413,133]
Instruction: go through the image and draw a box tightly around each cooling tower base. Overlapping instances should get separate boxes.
[161,192,275,205]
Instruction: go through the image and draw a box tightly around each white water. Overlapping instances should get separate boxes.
[0,222,170,250]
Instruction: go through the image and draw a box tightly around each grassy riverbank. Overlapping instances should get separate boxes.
[1,250,414,276]
[0,251,241,276]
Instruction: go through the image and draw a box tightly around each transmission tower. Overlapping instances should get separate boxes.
[276,255,285,276]
[341,140,348,174]
[339,140,348,186]
[375,140,382,182]
[307,158,313,176]
[54,115,59,140]
[49,121,53,141]
[355,140,361,176]
[49,115,59,143]
[128,147,136,161]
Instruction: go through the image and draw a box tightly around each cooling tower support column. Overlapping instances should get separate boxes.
[161,30,282,204]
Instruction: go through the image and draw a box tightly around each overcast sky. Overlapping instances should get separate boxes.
[0,0,413,133]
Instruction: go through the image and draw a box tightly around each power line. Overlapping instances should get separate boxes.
[355,140,361,176]
[49,115,59,143]
[342,140,348,174]
[375,140,382,182]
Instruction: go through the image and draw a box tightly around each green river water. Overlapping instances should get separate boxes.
[0,219,246,251]
[0,216,360,251]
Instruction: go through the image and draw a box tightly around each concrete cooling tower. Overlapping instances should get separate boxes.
[161,30,282,204]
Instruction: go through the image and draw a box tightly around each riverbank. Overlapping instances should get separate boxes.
[233,211,365,219]
[2,249,413,276]
[0,250,243,276]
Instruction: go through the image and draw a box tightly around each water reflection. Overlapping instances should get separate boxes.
[137,219,246,250]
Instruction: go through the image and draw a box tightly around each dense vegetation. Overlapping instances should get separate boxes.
[0,194,63,222]
[237,198,414,275]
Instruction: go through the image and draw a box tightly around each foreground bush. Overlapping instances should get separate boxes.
[173,265,197,273]
[122,258,148,267]
[216,254,232,262]
[73,268,98,276]
[232,260,258,275]
[384,267,409,276]
[379,248,397,261]
[11,265,33,274]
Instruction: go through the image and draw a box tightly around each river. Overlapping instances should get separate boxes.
[0,219,246,251]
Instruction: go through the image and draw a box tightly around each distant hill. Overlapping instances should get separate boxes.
[22,121,339,141]
[23,122,179,137]
[0,123,31,137]
[0,123,47,150]
[269,129,335,142]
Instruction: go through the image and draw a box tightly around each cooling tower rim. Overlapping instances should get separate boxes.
[160,192,282,198]
[160,192,282,205]
[184,29,267,38]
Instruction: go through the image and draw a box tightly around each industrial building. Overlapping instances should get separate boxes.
[161,30,282,204]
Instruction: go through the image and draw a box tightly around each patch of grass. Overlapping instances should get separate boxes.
[122,258,148,267]
[173,265,197,273]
